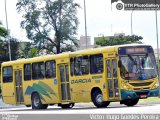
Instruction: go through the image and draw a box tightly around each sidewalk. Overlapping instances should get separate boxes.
[0,98,25,109]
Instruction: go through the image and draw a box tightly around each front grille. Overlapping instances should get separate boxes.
[129,82,153,87]
[133,87,150,91]
[136,91,149,96]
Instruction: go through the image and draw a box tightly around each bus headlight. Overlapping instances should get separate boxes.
[152,82,159,89]
[123,85,127,89]
[155,83,159,87]
[123,85,129,89]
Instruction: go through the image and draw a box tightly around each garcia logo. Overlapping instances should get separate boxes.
[71,79,91,84]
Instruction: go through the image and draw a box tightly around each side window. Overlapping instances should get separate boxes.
[70,58,74,76]
[24,64,31,81]
[45,60,56,78]
[107,60,111,78]
[74,56,89,75]
[32,62,45,80]
[3,66,13,83]
[112,59,117,77]
[74,57,80,75]
[81,56,89,75]
[90,54,103,74]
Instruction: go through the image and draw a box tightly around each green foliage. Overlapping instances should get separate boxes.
[18,42,39,58]
[0,22,19,62]
[0,37,20,61]
[0,21,8,40]
[16,0,80,54]
[96,35,143,46]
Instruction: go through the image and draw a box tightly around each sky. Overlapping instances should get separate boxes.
[0,0,160,48]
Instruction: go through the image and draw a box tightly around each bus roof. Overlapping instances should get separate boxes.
[1,44,151,66]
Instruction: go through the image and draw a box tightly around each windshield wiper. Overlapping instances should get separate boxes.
[128,54,137,65]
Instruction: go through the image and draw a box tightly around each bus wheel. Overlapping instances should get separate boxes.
[26,105,31,107]
[60,103,75,109]
[124,99,139,107]
[31,93,48,109]
[92,90,110,108]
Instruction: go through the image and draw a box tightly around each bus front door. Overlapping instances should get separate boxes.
[106,59,120,100]
[59,64,71,101]
[14,70,24,104]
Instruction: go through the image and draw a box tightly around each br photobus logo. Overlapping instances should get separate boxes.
[111,0,124,10]
[111,0,160,11]
[1,114,19,120]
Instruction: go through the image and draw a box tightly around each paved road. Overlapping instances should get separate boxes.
[0,98,15,108]
[1,102,160,114]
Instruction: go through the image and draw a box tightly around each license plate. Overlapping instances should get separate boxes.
[140,95,147,98]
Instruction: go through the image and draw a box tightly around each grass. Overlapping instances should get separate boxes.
[140,97,160,103]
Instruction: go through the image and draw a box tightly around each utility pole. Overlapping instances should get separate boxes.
[4,0,11,61]
[131,10,133,35]
[155,0,160,97]
[84,0,88,48]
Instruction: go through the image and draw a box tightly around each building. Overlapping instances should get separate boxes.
[154,49,160,61]
[78,36,94,50]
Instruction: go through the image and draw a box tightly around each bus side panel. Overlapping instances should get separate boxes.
[70,74,107,103]
[41,79,60,104]
[70,76,91,102]
[23,81,35,105]
[2,82,16,105]
[23,79,60,105]
[1,65,16,105]
[91,74,109,101]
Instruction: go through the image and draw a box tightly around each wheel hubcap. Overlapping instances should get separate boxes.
[34,96,39,107]
[96,94,103,103]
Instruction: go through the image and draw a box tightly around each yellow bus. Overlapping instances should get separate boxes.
[1,44,159,109]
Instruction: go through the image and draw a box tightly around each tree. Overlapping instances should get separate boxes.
[18,42,39,58]
[0,37,20,61]
[16,0,80,54]
[0,21,8,96]
[0,21,8,66]
[96,35,143,46]
[0,21,8,40]
[0,21,19,61]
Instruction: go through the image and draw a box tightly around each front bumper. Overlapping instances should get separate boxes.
[120,88,159,100]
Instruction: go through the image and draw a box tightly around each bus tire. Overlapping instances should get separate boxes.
[92,90,110,108]
[60,103,75,109]
[123,99,139,107]
[31,93,48,109]
[26,105,31,107]
[42,104,48,109]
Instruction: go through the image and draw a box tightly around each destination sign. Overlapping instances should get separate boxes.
[118,46,153,55]
[126,48,147,54]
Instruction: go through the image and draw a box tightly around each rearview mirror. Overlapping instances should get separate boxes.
[118,60,122,68]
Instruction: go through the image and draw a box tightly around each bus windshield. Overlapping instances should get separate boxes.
[120,54,157,80]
